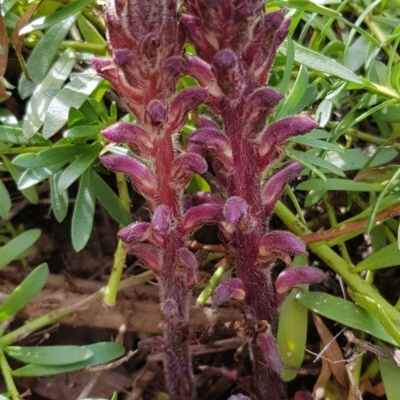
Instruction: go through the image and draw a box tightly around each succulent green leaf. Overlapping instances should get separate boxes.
[296,178,383,192]
[19,0,94,35]
[22,48,76,139]
[49,171,69,223]
[296,291,398,345]
[43,75,103,139]
[0,230,41,270]
[71,168,96,251]
[12,342,125,377]
[94,172,132,227]
[57,142,102,192]
[18,16,76,99]
[0,263,48,321]
[0,179,11,219]
[5,345,93,366]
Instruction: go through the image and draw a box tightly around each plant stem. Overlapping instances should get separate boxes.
[103,173,131,306]
[0,347,19,400]
[274,200,400,326]
[224,108,284,399]
[155,134,196,400]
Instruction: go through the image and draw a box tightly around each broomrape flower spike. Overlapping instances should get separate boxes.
[96,0,324,398]
[182,1,323,398]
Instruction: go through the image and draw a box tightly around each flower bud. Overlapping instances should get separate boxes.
[224,196,248,226]
[259,231,307,257]
[100,155,155,198]
[261,162,303,217]
[170,152,208,190]
[183,203,224,234]
[275,266,325,295]
[128,243,162,274]
[212,278,246,307]
[256,330,282,375]
[118,222,151,243]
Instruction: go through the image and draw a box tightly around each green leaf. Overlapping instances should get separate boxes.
[43,75,103,139]
[2,157,39,204]
[76,14,106,46]
[0,230,41,270]
[19,0,95,35]
[296,292,397,345]
[6,345,93,366]
[278,65,308,118]
[58,142,102,192]
[94,172,133,227]
[351,292,400,345]
[354,243,400,272]
[296,178,383,192]
[64,125,102,138]
[17,162,67,190]
[0,263,48,321]
[0,179,11,219]
[288,149,346,177]
[380,356,400,400]
[12,342,125,377]
[289,136,344,153]
[186,173,211,194]
[315,99,333,127]
[13,144,86,169]
[278,289,308,382]
[0,126,50,146]
[325,148,398,171]
[18,16,76,100]
[49,171,69,223]
[71,168,96,252]
[279,40,362,84]
[22,49,76,139]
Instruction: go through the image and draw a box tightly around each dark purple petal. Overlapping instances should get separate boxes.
[191,192,225,207]
[261,162,303,217]
[188,128,233,168]
[118,222,151,243]
[259,231,307,257]
[170,152,208,189]
[224,196,248,226]
[102,122,153,154]
[152,205,171,236]
[275,266,326,295]
[100,155,155,198]
[168,87,209,132]
[256,331,282,375]
[181,14,217,62]
[212,49,239,96]
[128,243,161,274]
[212,278,246,307]
[185,56,222,97]
[250,87,283,110]
[177,248,198,288]
[147,99,166,124]
[259,117,318,159]
[197,115,220,130]
[183,203,224,234]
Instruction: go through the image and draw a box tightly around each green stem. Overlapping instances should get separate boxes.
[1,147,48,155]
[345,128,400,151]
[0,347,19,400]
[323,194,352,264]
[103,239,125,306]
[103,173,131,306]
[196,264,228,306]
[0,309,74,347]
[0,271,154,347]
[23,39,107,56]
[274,201,400,325]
